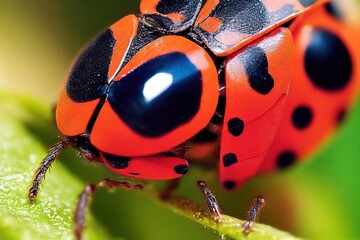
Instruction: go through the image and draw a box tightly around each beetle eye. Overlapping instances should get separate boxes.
[108,52,202,137]
[66,29,115,103]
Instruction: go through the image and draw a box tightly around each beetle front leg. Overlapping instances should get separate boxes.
[197,181,223,222]
[242,196,266,233]
[197,181,266,233]
[74,179,143,240]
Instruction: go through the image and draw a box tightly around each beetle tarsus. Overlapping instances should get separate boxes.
[242,196,266,233]
[74,179,143,240]
[28,138,69,202]
[74,184,96,240]
[197,180,223,222]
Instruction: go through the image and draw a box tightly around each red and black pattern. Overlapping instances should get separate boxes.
[36,0,360,198]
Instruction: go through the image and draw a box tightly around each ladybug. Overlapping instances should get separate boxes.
[29,0,360,238]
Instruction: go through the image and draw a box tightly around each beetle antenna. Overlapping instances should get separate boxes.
[29,137,70,202]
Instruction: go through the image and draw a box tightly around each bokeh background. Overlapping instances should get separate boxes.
[1,1,360,239]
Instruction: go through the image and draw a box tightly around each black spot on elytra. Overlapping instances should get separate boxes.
[174,164,188,175]
[223,181,236,190]
[292,105,313,129]
[305,29,352,91]
[277,151,297,169]
[227,118,244,137]
[108,52,202,137]
[299,0,316,7]
[130,172,140,176]
[223,153,238,167]
[66,29,114,102]
[241,46,274,95]
[102,153,131,169]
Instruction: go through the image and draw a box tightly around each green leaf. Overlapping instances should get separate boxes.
[0,93,112,239]
[0,93,301,239]
[160,196,302,240]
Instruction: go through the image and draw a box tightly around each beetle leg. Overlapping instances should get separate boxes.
[159,178,180,200]
[242,196,266,233]
[197,181,223,222]
[74,179,142,240]
[29,137,69,201]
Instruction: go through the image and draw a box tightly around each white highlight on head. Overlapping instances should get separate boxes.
[143,72,173,102]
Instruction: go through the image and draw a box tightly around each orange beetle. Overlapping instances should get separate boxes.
[29,0,360,238]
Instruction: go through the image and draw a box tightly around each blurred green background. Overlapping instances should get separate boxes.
[1,1,360,239]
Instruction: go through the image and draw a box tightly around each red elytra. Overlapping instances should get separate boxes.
[56,14,139,137]
[260,3,360,172]
[90,35,219,157]
[41,0,360,190]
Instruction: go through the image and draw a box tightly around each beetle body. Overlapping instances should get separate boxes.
[54,0,360,189]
